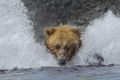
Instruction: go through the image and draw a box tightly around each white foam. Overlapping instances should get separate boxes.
[0,0,58,69]
[76,11,120,65]
[1,0,120,69]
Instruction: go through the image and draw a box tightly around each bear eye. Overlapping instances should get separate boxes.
[65,45,71,50]
[55,44,60,49]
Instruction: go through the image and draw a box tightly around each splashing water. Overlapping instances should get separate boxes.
[1,0,120,70]
[0,0,58,69]
[76,11,120,65]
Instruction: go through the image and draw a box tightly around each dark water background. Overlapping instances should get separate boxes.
[22,0,120,43]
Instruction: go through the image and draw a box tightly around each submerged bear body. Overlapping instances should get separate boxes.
[44,25,82,66]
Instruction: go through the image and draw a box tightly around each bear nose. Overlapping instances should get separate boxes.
[58,59,66,66]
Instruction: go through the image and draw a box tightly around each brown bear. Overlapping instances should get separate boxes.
[44,25,82,66]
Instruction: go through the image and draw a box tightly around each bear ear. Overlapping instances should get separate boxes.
[44,27,55,37]
[72,28,82,37]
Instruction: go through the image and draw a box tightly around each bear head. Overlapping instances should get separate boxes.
[44,25,82,66]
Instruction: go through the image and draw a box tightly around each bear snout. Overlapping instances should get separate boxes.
[58,59,66,66]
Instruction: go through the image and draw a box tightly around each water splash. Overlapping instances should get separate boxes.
[1,0,120,69]
[0,0,58,69]
[76,11,120,65]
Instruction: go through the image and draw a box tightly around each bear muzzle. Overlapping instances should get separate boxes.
[58,59,66,66]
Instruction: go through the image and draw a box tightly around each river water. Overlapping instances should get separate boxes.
[0,0,120,80]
